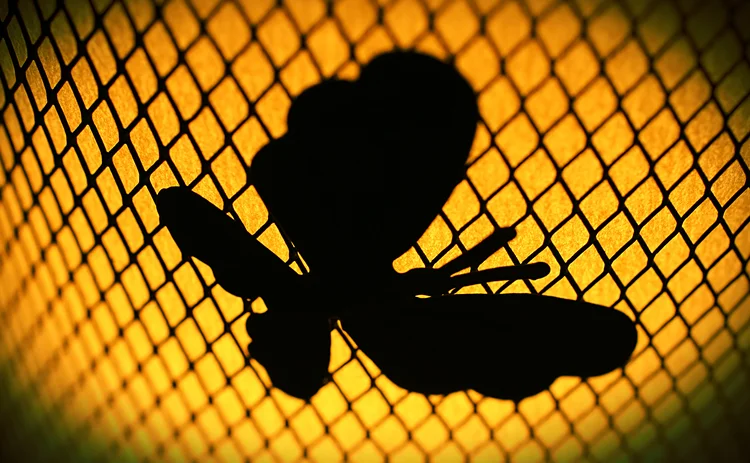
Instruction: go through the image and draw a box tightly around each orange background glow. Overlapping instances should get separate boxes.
[0,0,749,461]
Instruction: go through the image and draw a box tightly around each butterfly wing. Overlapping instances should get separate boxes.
[340,294,637,402]
[246,310,331,401]
[156,187,303,300]
[157,188,331,400]
[250,52,479,277]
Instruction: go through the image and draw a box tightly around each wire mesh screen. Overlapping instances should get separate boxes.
[0,0,749,461]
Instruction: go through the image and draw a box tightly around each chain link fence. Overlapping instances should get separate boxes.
[1,0,749,461]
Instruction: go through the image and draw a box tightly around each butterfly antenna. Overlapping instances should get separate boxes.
[440,228,516,275]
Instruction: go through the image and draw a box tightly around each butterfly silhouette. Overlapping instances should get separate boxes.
[157,51,637,402]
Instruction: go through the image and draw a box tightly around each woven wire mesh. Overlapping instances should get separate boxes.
[0,0,749,461]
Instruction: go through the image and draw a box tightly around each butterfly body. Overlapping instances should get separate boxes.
[157,51,638,403]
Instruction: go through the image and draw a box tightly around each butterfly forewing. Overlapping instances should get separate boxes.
[340,294,637,402]
[250,52,479,280]
[156,188,302,300]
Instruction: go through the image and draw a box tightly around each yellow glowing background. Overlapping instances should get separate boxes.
[1,0,749,461]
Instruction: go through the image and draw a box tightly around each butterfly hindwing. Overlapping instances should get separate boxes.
[246,309,332,401]
[340,294,637,402]
[157,188,331,401]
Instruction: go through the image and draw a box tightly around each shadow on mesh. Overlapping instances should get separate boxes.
[156,51,637,402]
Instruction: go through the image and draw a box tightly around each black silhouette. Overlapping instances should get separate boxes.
[157,51,637,402]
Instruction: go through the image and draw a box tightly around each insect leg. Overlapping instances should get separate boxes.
[396,261,550,296]
[447,262,550,290]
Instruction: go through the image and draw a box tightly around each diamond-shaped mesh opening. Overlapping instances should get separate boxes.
[1,0,749,461]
